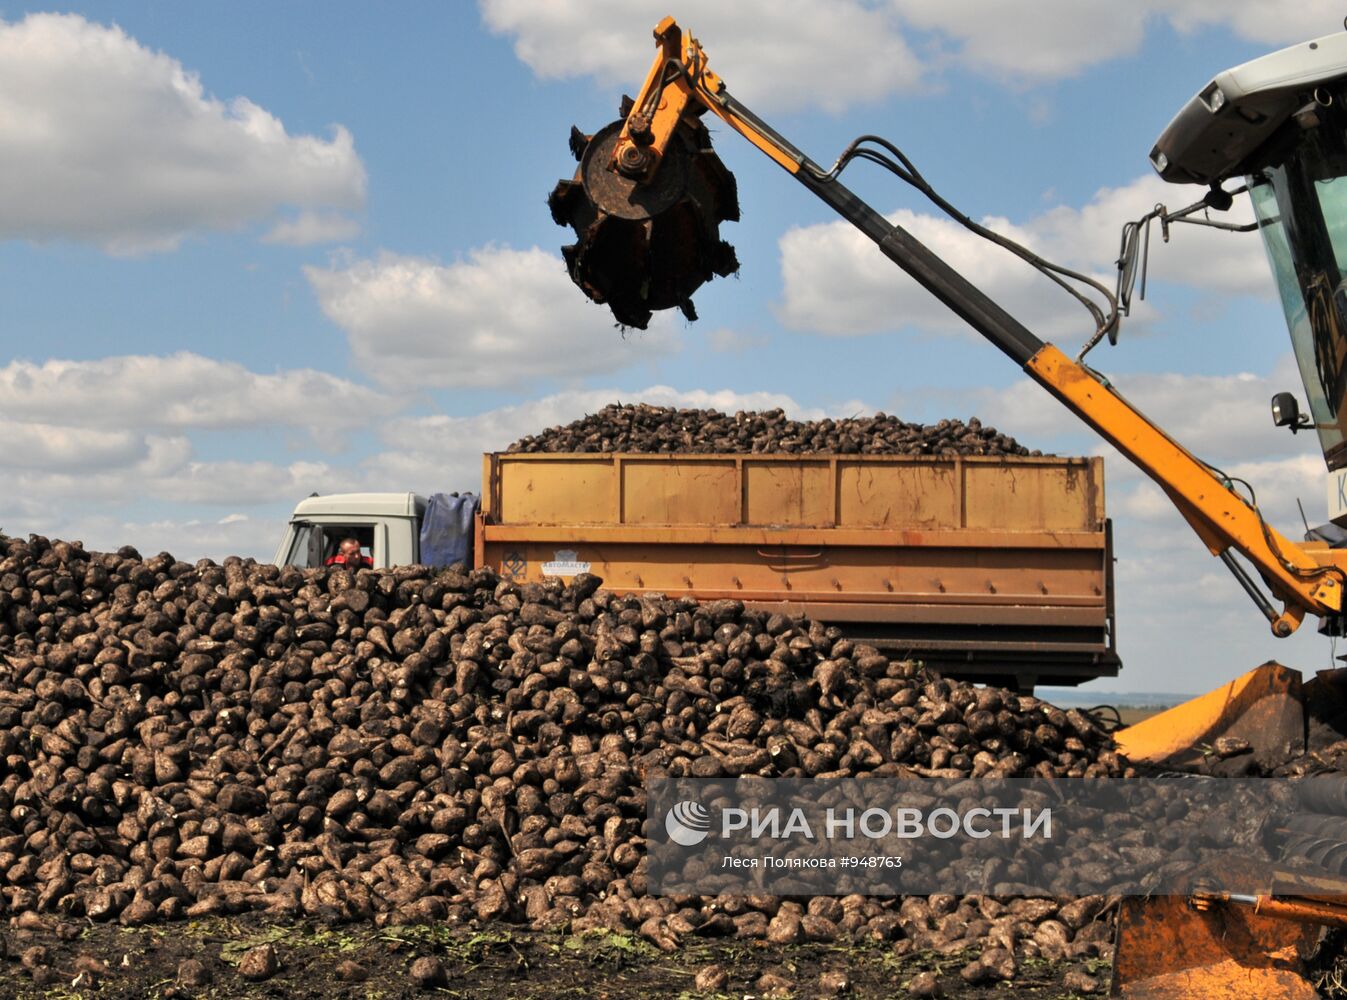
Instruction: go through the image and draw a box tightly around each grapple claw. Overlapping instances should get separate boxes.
[549,116,739,329]
[547,180,582,228]
[567,126,589,162]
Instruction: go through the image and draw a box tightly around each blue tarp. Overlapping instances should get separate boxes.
[420,492,477,567]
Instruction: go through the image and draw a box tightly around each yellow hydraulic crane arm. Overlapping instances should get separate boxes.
[1029,348,1339,636]
[610,17,1347,637]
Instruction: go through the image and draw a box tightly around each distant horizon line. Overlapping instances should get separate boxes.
[1036,688,1192,707]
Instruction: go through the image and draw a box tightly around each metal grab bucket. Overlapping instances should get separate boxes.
[548,104,739,329]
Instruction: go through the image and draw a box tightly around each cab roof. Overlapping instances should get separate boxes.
[1152,31,1347,185]
[290,492,427,519]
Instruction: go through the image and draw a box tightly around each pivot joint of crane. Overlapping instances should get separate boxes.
[610,18,722,182]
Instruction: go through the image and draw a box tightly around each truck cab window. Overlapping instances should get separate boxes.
[283,523,376,568]
[283,523,321,569]
[322,528,375,567]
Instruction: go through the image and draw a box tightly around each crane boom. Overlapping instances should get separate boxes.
[550,17,1347,638]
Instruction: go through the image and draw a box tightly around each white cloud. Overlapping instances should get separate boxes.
[1163,2,1347,46]
[304,248,680,390]
[1,434,185,504]
[971,353,1306,466]
[777,173,1265,340]
[1117,453,1323,529]
[483,0,1346,108]
[0,13,365,253]
[0,420,146,471]
[367,385,869,492]
[887,2,1347,83]
[890,0,1145,80]
[262,210,361,246]
[2,451,347,508]
[0,353,398,439]
[1029,175,1265,296]
[478,0,923,113]
[890,2,1346,83]
[0,382,869,556]
[127,513,278,562]
[154,460,347,506]
[0,353,862,523]
[0,353,403,512]
[779,208,1101,341]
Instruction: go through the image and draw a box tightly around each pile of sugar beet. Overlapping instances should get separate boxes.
[1,534,1123,992]
[509,402,1041,457]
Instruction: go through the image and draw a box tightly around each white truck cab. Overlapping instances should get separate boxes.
[274,492,428,569]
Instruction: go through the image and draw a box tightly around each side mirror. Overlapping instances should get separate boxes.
[1271,391,1311,433]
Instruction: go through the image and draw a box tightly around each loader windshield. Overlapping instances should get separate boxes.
[1248,93,1347,470]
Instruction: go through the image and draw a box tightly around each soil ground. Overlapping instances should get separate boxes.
[0,915,1109,999]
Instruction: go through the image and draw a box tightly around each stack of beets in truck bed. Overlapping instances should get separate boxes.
[508,403,1039,457]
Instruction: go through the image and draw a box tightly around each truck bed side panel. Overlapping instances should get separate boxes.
[480,452,1116,688]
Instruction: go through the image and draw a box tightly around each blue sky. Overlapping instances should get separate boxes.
[3,1,1346,693]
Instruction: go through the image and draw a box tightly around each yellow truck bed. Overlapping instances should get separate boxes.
[475,452,1116,689]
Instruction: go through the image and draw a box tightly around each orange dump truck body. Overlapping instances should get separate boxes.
[475,452,1117,690]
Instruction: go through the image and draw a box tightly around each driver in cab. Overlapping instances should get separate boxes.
[325,537,372,569]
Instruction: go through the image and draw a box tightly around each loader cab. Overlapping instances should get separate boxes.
[1246,84,1347,471]
[1151,32,1347,476]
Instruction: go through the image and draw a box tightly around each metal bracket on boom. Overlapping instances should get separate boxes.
[608,18,706,181]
